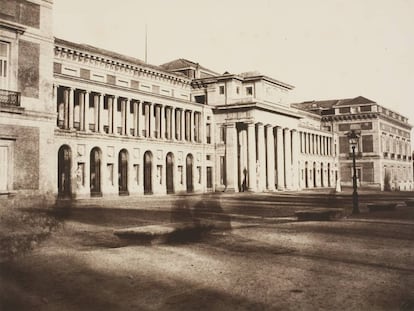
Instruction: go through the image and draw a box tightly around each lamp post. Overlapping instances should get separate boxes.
[347,130,361,214]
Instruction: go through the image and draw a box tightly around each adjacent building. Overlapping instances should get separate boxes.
[293,96,413,191]
[0,0,55,208]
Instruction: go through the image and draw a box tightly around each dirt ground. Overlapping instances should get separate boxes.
[1,193,414,310]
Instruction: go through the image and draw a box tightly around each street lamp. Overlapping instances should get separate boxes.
[347,130,361,214]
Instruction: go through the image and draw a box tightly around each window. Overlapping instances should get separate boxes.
[206,154,211,161]
[206,124,211,144]
[0,140,13,191]
[195,95,206,104]
[339,136,349,154]
[361,122,372,130]
[360,105,372,112]
[338,124,350,131]
[246,86,253,96]
[219,85,225,94]
[236,86,240,94]
[197,166,202,184]
[339,107,350,114]
[0,41,10,90]
[362,135,374,153]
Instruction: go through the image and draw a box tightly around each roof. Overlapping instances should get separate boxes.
[292,96,376,110]
[159,58,218,75]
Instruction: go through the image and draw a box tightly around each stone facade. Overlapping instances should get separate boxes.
[0,0,55,208]
[293,97,413,191]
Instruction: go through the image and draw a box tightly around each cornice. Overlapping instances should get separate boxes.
[54,45,191,87]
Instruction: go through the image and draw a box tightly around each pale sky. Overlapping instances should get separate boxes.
[53,0,414,146]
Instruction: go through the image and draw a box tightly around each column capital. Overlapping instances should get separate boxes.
[291,129,298,133]
[256,122,264,127]
[265,124,273,129]
[225,122,236,128]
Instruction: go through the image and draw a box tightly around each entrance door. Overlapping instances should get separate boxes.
[186,154,194,193]
[207,166,213,190]
[144,151,153,194]
[90,147,102,196]
[118,149,129,195]
[58,145,72,198]
[166,153,174,194]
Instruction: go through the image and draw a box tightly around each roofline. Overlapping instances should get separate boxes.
[54,37,191,83]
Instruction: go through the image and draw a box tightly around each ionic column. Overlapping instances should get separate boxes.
[149,103,154,138]
[133,101,138,137]
[190,111,195,142]
[84,91,90,132]
[291,129,299,190]
[160,105,165,139]
[63,87,69,129]
[98,94,104,133]
[137,101,143,137]
[125,98,130,136]
[165,107,171,140]
[266,125,275,191]
[77,91,84,131]
[171,108,176,141]
[276,126,285,190]
[107,96,114,134]
[315,135,319,155]
[256,123,266,192]
[113,96,118,135]
[181,109,185,141]
[68,88,74,130]
[247,122,257,191]
[225,123,238,192]
[284,128,292,189]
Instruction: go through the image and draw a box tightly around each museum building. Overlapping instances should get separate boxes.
[0,0,411,209]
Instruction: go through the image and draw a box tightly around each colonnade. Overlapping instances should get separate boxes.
[55,86,206,144]
[299,131,334,156]
[225,122,300,192]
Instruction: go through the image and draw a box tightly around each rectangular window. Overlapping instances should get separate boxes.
[362,135,374,153]
[246,86,253,96]
[339,107,351,114]
[361,122,372,130]
[206,154,211,161]
[206,124,211,144]
[360,105,372,112]
[206,166,213,189]
[219,85,225,95]
[338,124,350,131]
[0,141,13,191]
[339,136,349,154]
[195,95,206,104]
[236,86,240,94]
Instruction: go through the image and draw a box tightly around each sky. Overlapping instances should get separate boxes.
[53,0,414,145]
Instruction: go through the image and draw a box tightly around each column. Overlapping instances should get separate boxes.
[284,128,292,189]
[84,91,90,132]
[137,101,143,137]
[247,122,257,191]
[266,125,275,191]
[133,101,138,137]
[149,103,154,138]
[79,91,85,131]
[292,129,299,190]
[68,88,74,130]
[98,94,104,133]
[257,123,266,192]
[166,107,171,139]
[120,98,126,135]
[171,108,176,141]
[113,96,118,135]
[225,123,238,192]
[181,109,185,141]
[191,111,195,142]
[315,135,319,155]
[125,98,130,135]
[160,105,165,139]
[63,87,69,129]
[276,126,285,190]
[199,111,204,144]
[108,96,113,134]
